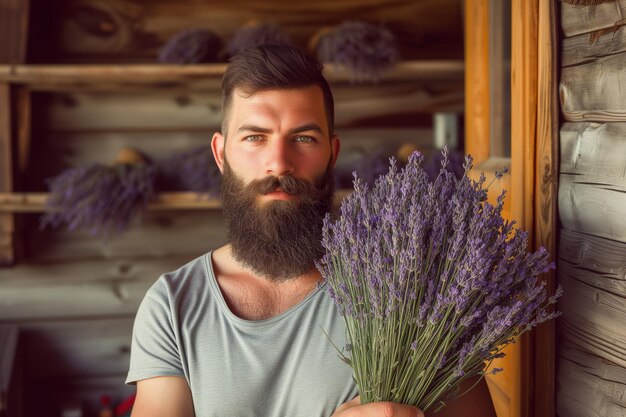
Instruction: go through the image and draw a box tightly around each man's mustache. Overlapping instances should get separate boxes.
[248,175,318,196]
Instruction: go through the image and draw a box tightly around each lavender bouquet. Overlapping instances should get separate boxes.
[317,149,561,411]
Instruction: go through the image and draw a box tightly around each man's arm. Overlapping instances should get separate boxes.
[131,376,195,417]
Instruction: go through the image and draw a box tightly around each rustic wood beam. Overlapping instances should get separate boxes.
[0,61,465,91]
[532,1,559,416]
[0,190,352,213]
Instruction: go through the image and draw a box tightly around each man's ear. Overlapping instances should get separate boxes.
[330,134,341,168]
[211,132,225,173]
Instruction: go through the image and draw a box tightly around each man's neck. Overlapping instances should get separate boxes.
[210,245,322,320]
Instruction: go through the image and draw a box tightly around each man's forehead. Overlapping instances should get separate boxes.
[228,86,328,131]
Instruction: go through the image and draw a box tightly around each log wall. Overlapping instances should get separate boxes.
[556,2,626,416]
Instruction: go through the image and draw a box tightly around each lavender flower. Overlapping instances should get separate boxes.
[316,147,561,411]
[226,23,292,58]
[315,21,400,82]
[40,161,156,237]
[158,29,222,64]
[422,149,466,182]
[156,145,221,195]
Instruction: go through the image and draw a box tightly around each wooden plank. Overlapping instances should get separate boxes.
[44,90,221,130]
[557,340,626,417]
[0,190,353,213]
[559,174,626,242]
[0,61,465,90]
[39,84,461,132]
[559,228,626,277]
[0,0,30,64]
[27,210,228,261]
[49,0,463,61]
[560,122,626,179]
[560,52,626,122]
[559,261,626,310]
[20,318,134,378]
[0,192,224,212]
[558,271,626,368]
[562,24,626,67]
[0,83,15,265]
[561,0,626,38]
[0,256,193,321]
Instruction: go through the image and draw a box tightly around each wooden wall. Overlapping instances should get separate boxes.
[556,2,626,416]
[0,0,465,416]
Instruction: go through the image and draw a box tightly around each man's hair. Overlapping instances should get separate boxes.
[220,44,335,137]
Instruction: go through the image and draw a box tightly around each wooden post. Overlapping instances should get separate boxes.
[0,0,30,64]
[532,1,558,416]
[510,0,558,416]
[465,0,491,166]
[0,83,15,266]
[0,0,30,265]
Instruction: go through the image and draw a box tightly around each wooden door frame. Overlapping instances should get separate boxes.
[465,0,559,416]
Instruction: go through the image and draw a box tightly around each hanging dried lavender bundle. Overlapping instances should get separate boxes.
[313,21,400,82]
[317,148,561,412]
[40,149,157,237]
[156,145,221,195]
[225,22,292,58]
[158,29,222,64]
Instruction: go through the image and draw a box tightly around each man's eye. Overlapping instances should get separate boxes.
[244,135,264,142]
[294,136,316,143]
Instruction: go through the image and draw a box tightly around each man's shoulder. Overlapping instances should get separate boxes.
[146,251,215,303]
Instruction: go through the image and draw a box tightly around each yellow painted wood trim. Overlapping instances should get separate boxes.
[465,0,490,166]
[510,0,540,416]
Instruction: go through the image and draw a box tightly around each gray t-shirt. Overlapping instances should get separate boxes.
[126,252,357,417]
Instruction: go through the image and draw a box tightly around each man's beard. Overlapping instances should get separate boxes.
[221,160,335,282]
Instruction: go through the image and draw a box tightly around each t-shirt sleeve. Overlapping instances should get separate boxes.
[126,279,185,384]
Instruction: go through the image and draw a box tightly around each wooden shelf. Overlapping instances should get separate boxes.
[0,190,352,213]
[0,60,464,91]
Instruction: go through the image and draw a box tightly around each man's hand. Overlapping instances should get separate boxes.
[332,396,424,417]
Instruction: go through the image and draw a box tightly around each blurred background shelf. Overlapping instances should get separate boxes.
[0,190,353,213]
[0,60,464,91]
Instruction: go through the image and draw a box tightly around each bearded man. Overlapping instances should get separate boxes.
[126,45,495,417]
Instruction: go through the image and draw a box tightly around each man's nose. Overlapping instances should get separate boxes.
[265,141,295,176]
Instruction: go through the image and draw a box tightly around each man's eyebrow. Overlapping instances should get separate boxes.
[235,123,324,135]
[236,125,272,134]
[288,124,324,135]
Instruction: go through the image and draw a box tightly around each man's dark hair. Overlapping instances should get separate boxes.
[221,44,335,137]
